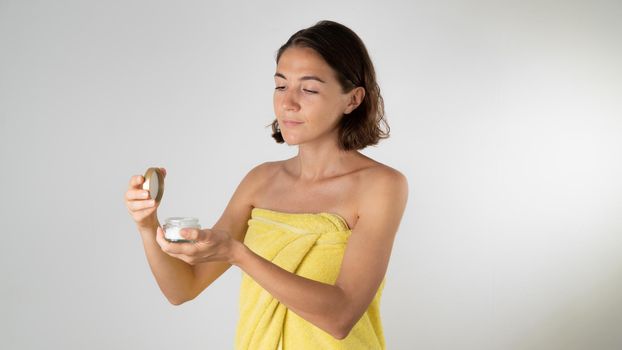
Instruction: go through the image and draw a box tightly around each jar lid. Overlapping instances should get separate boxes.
[142,167,164,203]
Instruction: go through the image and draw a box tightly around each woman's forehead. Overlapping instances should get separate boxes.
[276,47,335,79]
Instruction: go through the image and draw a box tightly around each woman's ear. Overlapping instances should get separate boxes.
[344,87,366,114]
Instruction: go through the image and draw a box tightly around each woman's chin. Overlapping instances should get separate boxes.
[282,134,302,146]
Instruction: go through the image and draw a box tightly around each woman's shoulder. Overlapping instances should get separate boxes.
[356,159,409,224]
[248,160,283,177]
[240,161,283,189]
[356,157,409,203]
[357,155,407,183]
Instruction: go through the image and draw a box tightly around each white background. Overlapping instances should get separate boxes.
[1,0,621,349]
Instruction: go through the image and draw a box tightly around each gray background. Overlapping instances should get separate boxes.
[1,0,621,349]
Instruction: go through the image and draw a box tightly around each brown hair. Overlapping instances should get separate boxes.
[269,20,390,151]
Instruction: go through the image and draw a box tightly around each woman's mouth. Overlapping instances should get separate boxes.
[282,119,304,127]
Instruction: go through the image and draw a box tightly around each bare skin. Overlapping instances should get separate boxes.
[125,46,409,340]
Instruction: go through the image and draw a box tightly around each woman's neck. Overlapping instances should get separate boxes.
[291,141,358,183]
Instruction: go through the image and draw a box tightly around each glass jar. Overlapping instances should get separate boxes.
[163,217,201,243]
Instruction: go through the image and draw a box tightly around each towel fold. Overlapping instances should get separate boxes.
[235,207,385,350]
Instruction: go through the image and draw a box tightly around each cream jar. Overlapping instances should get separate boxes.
[163,217,201,243]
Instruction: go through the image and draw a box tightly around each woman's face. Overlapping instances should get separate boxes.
[273,46,360,146]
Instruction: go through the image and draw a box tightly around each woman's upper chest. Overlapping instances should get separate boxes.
[252,164,368,230]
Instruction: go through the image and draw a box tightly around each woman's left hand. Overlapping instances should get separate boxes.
[155,226,238,265]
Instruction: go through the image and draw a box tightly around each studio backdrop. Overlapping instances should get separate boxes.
[1,1,621,349]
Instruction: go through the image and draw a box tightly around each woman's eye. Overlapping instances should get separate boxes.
[303,89,318,94]
[275,86,285,90]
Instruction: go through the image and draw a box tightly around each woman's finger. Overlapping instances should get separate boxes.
[156,227,199,256]
[155,226,170,250]
[125,189,150,201]
[128,175,144,189]
[156,226,179,254]
[156,228,189,257]
[179,228,205,241]
[127,199,156,211]
[155,230,205,266]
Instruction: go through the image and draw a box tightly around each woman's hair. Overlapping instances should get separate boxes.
[270,20,390,151]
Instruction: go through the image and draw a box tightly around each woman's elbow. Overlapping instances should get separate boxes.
[167,293,195,306]
[331,323,354,340]
[332,329,350,340]
[330,314,357,340]
[329,293,360,339]
[167,297,185,306]
[166,286,201,306]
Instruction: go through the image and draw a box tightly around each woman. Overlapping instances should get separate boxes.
[125,20,408,349]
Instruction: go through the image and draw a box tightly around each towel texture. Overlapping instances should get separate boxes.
[234,207,386,350]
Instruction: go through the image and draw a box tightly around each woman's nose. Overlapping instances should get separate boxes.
[281,89,300,111]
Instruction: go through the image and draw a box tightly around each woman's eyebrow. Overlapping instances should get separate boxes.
[274,72,326,83]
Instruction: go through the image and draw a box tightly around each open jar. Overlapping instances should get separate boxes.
[163,217,201,243]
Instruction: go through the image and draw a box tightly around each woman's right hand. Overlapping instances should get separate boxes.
[125,168,166,229]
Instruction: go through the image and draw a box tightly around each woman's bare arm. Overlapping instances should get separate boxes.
[138,222,196,305]
[135,162,264,305]
[126,171,197,305]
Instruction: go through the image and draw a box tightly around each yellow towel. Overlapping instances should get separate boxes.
[235,207,386,350]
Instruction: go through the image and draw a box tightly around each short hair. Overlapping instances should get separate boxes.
[269,20,390,151]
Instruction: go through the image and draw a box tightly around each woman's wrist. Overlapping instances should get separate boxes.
[229,239,249,267]
[137,217,160,235]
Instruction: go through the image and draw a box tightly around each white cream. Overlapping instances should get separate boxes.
[163,217,201,242]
